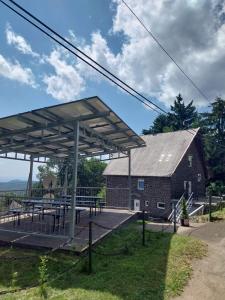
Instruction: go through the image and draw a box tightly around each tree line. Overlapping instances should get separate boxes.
[142,94,225,195]
[34,158,107,190]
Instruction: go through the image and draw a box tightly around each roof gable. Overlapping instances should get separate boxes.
[103,128,200,177]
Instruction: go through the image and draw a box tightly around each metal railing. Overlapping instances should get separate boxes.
[0,186,129,237]
[186,192,194,213]
[168,192,194,223]
[168,193,184,222]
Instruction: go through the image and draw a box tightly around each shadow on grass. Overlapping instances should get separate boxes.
[0,224,175,300]
[1,219,209,300]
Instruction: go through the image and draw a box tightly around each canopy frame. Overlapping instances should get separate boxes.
[0,96,146,240]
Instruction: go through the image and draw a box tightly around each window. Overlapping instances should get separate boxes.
[145,200,149,207]
[137,179,144,190]
[197,173,202,182]
[157,202,165,210]
[188,155,193,167]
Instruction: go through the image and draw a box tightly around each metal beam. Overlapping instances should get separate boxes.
[80,123,127,153]
[63,164,68,196]
[27,155,34,197]
[83,101,143,146]
[70,121,79,239]
[128,150,132,210]
[0,112,109,139]
[0,127,130,154]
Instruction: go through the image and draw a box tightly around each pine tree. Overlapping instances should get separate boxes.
[201,97,225,183]
[142,94,198,134]
[169,94,198,130]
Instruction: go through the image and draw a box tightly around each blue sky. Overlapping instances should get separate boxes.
[0,0,158,129]
[0,0,224,181]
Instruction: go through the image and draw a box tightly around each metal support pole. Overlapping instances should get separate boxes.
[128,150,132,210]
[88,221,92,274]
[142,210,145,246]
[69,121,79,239]
[27,156,34,197]
[63,164,68,196]
[173,201,177,233]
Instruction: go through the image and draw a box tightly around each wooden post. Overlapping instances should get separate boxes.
[173,201,177,233]
[142,210,145,246]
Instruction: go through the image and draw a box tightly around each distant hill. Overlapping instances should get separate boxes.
[0,180,27,191]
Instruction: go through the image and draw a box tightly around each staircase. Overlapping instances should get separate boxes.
[168,192,194,223]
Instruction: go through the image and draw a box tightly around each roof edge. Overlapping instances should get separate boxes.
[169,128,200,176]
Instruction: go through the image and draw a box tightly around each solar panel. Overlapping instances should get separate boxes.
[0,96,145,161]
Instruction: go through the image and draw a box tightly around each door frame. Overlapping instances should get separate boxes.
[184,180,192,196]
[134,199,141,211]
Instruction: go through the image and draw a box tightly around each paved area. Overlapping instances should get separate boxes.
[145,220,225,300]
[145,222,175,233]
[0,209,137,252]
[175,221,225,300]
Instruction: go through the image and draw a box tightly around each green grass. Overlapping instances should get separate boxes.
[191,207,225,223]
[0,223,207,300]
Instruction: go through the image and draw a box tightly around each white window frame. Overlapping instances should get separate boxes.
[184,181,192,195]
[188,155,193,167]
[197,173,202,182]
[157,202,165,210]
[137,179,144,191]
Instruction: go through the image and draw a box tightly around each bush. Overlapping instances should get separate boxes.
[181,197,189,219]
[207,181,225,196]
[38,255,48,298]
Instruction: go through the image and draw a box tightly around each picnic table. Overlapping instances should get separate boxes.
[22,199,85,231]
[8,196,105,232]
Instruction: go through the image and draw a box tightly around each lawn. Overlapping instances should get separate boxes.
[0,223,207,300]
[191,207,225,223]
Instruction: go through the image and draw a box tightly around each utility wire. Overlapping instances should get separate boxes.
[1,0,222,143]
[0,0,198,138]
[1,0,167,115]
[121,0,209,102]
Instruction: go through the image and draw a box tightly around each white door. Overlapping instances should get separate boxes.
[134,199,140,211]
[184,181,192,196]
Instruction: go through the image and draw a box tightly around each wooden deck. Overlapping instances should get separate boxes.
[0,209,137,252]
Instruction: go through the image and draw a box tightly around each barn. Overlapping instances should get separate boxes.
[103,128,206,218]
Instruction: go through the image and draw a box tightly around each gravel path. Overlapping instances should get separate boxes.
[175,221,225,300]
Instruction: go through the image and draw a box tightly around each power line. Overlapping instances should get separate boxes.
[0,0,168,115]
[121,0,209,102]
[0,0,197,138]
[2,0,222,145]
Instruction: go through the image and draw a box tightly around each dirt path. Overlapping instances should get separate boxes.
[175,221,225,300]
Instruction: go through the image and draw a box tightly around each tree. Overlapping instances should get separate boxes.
[142,114,173,134]
[201,97,225,183]
[142,94,198,134]
[37,158,107,188]
[37,164,57,183]
[169,94,198,130]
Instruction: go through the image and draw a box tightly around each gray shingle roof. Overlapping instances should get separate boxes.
[103,128,200,177]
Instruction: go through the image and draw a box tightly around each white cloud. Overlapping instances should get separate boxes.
[76,31,119,81]
[5,1,225,107]
[70,0,225,107]
[108,0,225,106]
[43,49,85,101]
[0,53,36,87]
[6,23,39,57]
